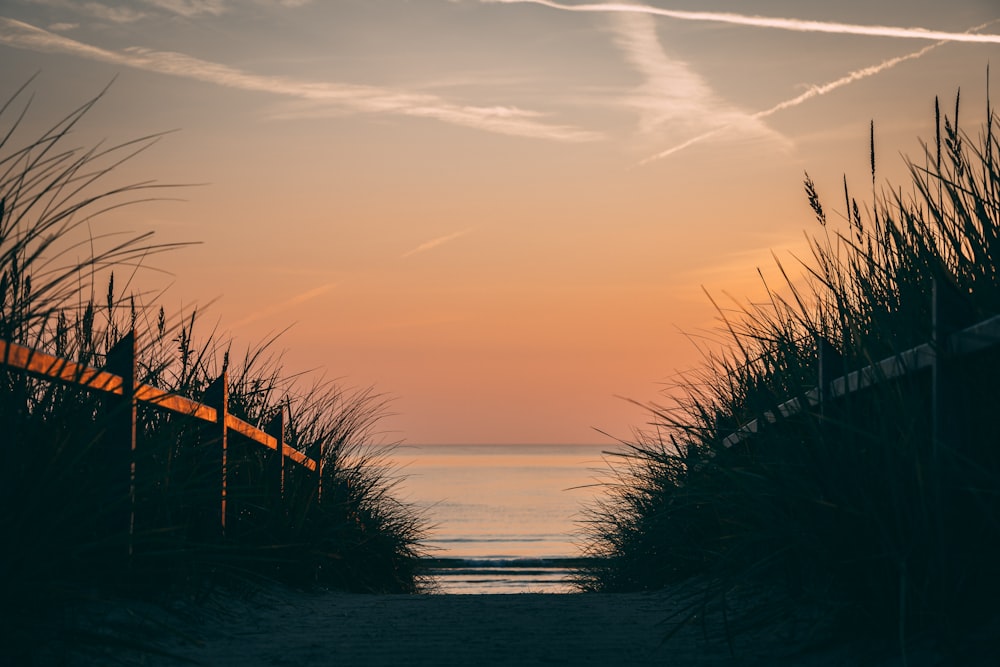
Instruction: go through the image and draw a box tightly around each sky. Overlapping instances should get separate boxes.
[1,0,997,445]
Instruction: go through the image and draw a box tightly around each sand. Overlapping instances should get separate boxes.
[52,584,989,666]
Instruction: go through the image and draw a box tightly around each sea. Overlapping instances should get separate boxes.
[381,444,614,594]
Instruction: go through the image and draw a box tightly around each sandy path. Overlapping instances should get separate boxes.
[62,586,972,666]
[177,592,700,666]
[65,588,766,666]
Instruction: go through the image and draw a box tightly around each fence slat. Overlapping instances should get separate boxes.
[266,409,286,500]
[0,339,123,394]
[285,446,317,472]
[204,373,229,535]
[817,336,843,418]
[137,385,216,422]
[105,330,137,559]
[225,413,279,450]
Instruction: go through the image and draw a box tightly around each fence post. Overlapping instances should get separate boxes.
[204,373,229,536]
[317,440,325,505]
[266,408,285,501]
[106,330,137,560]
[817,335,843,419]
[932,277,973,461]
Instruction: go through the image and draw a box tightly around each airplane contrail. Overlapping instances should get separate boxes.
[231,283,337,328]
[401,228,474,258]
[484,0,1000,45]
[638,39,945,165]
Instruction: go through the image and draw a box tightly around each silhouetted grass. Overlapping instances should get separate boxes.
[578,84,1000,656]
[0,81,427,662]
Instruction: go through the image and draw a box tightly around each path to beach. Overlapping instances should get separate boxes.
[159,591,699,666]
[66,586,958,666]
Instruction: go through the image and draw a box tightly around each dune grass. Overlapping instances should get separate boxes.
[0,81,427,661]
[577,86,1000,652]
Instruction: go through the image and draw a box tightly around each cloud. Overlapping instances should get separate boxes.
[637,25,987,165]
[0,17,601,142]
[141,0,227,18]
[47,22,79,31]
[401,228,474,259]
[26,0,306,24]
[81,2,147,23]
[608,12,785,148]
[484,0,1000,45]
[230,282,337,328]
[11,0,149,24]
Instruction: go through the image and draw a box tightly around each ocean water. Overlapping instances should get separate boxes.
[383,444,613,594]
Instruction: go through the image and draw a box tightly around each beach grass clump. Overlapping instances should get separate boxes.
[578,87,1000,649]
[0,81,426,660]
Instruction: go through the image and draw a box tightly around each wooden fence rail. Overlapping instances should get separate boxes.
[0,328,319,546]
[721,279,1000,452]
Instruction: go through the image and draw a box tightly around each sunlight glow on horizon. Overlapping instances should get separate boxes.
[1,0,996,443]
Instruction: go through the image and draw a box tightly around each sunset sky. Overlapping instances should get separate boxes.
[1,1,997,444]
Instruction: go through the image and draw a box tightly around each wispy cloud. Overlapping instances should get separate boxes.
[230,282,337,328]
[0,17,600,142]
[637,34,961,165]
[27,0,305,24]
[141,0,227,18]
[485,0,1000,45]
[608,12,785,149]
[81,2,147,24]
[13,1,149,24]
[401,228,474,259]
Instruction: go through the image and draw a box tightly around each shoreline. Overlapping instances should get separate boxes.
[420,556,587,594]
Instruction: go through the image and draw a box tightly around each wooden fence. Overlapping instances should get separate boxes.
[720,279,1000,455]
[0,328,321,549]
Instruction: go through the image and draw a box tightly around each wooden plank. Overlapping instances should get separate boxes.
[283,444,317,472]
[830,345,934,398]
[0,339,220,422]
[952,313,1000,355]
[225,413,279,451]
[0,339,123,394]
[137,384,216,422]
[222,411,316,471]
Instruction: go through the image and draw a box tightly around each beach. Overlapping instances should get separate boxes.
[54,584,988,666]
[385,443,609,593]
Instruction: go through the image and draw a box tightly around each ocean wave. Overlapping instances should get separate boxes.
[421,556,590,569]
[428,536,554,544]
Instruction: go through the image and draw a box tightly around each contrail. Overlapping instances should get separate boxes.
[485,0,1000,45]
[639,17,997,165]
[0,17,600,142]
[638,39,945,165]
[401,228,474,258]
[231,283,337,328]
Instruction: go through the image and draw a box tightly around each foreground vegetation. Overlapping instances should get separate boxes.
[0,82,426,660]
[578,87,1000,653]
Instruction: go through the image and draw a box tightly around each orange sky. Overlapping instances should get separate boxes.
[1,1,998,443]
